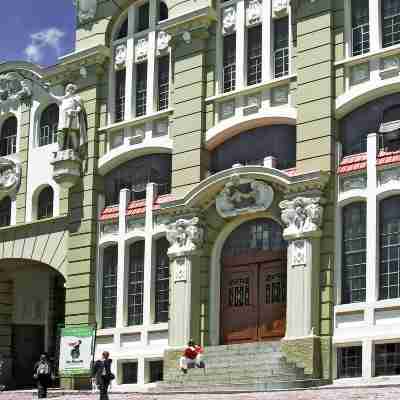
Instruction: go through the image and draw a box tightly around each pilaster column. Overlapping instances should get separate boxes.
[279,195,324,377]
[166,217,205,347]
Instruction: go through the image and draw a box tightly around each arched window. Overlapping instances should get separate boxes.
[128,241,145,326]
[380,196,400,300]
[211,125,296,173]
[37,186,54,220]
[342,203,366,304]
[102,245,118,328]
[0,116,17,156]
[155,237,169,323]
[115,17,128,40]
[0,196,11,227]
[379,105,400,150]
[159,1,168,21]
[104,154,172,205]
[39,104,59,146]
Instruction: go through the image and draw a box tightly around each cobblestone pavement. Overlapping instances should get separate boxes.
[3,386,400,400]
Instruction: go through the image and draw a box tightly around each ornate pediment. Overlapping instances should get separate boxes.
[216,176,274,218]
[0,72,32,106]
[73,0,98,24]
[0,157,21,197]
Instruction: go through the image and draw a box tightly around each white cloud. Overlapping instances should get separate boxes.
[24,28,65,64]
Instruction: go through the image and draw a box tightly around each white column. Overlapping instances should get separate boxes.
[147,0,157,115]
[366,133,378,309]
[125,6,136,120]
[116,188,129,328]
[344,0,351,58]
[142,183,157,327]
[369,0,381,52]
[236,0,246,89]
[216,7,223,94]
[262,0,272,81]
[363,339,373,378]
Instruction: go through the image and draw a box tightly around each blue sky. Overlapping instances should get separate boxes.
[0,1,76,67]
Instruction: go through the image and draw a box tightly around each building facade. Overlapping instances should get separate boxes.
[2,0,400,390]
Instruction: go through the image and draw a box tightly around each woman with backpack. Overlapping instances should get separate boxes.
[91,351,114,400]
[33,354,53,398]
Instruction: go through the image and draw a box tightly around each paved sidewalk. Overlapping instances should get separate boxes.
[3,386,400,400]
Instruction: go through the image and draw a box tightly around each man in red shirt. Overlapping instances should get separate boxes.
[179,339,204,373]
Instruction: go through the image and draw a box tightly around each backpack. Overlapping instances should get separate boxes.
[37,362,50,376]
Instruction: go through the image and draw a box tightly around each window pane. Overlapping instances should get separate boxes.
[352,0,370,55]
[158,56,169,111]
[136,62,147,117]
[39,104,59,146]
[115,18,128,40]
[382,0,400,48]
[342,203,367,304]
[37,187,54,220]
[1,117,17,156]
[102,246,118,328]
[155,237,169,323]
[159,2,168,21]
[137,3,149,32]
[375,343,400,376]
[115,69,126,122]
[247,25,262,86]
[127,241,145,326]
[223,34,236,93]
[380,196,400,300]
[337,347,362,378]
[0,197,11,227]
[122,362,138,384]
[274,17,289,78]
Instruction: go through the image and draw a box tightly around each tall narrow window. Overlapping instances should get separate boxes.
[128,241,145,326]
[39,104,59,147]
[37,186,54,220]
[351,0,370,56]
[136,62,147,117]
[380,196,400,300]
[342,203,366,304]
[115,18,128,40]
[0,196,11,228]
[159,1,168,22]
[274,17,289,78]
[223,34,236,93]
[137,3,149,32]
[382,0,400,48]
[0,116,17,156]
[102,245,118,328]
[158,56,169,111]
[247,25,262,85]
[115,69,126,122]
[155,237,169,323]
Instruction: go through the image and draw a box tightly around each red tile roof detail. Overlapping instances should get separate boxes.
[126,199,146,216]
[283,167,297,177]
[377,150,400,167]
[337,153,367,175]
[99,206,119,221]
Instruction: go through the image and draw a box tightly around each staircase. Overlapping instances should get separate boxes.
[157,341,327,392]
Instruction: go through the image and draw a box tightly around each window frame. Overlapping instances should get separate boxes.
[39,104,59,147]
[101,244,118,329]
[37,186,54,220]
[0,116,17,156]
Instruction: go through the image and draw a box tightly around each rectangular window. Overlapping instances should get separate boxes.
[122,362,138,384]
[136,62,147,117]
[149,360,163,382]
[247,25,262,86]
[137,3,149,32]
[382,0,400,48]
[127,241,144,326]
[223,34,236,93]
[155,238,170,323]
[337,347,362,378]
[102,246,118,329]
[0,198,11,227]
[158,56,170,111]
[375,343,400,376]
[115,69,126,122]
[342,203,367,304]
[274,17,289,78]
[351,0,370,56]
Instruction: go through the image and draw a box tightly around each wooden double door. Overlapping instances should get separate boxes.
[221,253,286,344]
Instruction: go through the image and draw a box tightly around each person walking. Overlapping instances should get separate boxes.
[92,351,114,400]
[33,354,53,398]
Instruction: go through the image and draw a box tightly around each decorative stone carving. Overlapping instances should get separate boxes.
[135,38,148,63]
[0,73,32,105]
[115,44,127,70]
[341,174,367,192]
[0,157,21,196]
[182,31,192,44]
[379,167,400,186]
[73,0,98,24]
[246,0,262,26]
[222,6,236,35]
[174,257,189,282]
[279,197,324,237]
[292,239,306,266]
[166,217,204,256]
[272,0,289,18]
[50,149,82,189]
[216,176,274,218]
[157,31,171,53]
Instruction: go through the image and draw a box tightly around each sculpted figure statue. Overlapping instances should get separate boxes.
[50,84,88,154]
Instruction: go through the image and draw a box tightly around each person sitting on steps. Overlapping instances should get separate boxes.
[179,339,205,374]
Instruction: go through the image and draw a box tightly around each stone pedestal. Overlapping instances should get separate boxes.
[50,149,81,189]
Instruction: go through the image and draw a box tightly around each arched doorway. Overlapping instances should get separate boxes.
[0,259,65,388]
[220,218,287,344]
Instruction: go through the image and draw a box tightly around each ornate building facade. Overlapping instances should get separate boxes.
[2,0,400,390]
